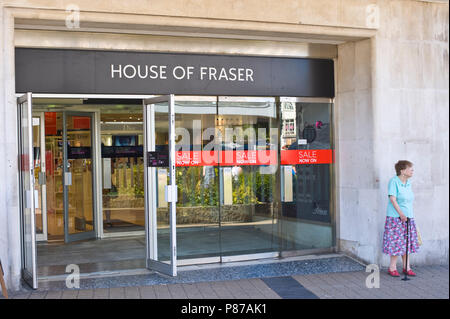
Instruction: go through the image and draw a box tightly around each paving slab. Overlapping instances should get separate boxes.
[30,255,365,291]
[4,257,448,300]
[292,265,449,299]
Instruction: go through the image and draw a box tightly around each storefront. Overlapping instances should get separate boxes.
[16,48,335,288]
[2,0,447,294]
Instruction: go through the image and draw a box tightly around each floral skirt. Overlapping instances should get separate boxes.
[382,216,420,256]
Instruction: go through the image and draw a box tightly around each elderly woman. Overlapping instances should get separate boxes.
[382,160,420,277]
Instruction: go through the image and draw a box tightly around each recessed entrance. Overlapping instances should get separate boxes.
[19,93,335,289]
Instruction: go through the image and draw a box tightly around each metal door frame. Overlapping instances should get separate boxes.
[143,94,177,277]
[17,92,38,289]
[63,111,97,243]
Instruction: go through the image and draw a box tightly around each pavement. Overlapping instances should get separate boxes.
[1,255,448,299]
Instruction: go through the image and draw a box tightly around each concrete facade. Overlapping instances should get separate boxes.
[0,0,448,291]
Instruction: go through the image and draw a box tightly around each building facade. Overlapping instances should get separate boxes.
[0,0,448,290]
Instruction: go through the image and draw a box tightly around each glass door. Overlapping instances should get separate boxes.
[63,112,96,243]
[18,92,38,289]
[44,112,65,240]
[32,112,48,242]
[143,95,177,276]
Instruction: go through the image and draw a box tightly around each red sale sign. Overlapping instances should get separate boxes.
[176,151,210,166]
[175,150,278,167]
[220,150,277,166]
[173,150,332,166]
[280,149,333,165]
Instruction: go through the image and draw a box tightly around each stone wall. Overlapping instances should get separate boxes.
[375,0,449,266]
[0,1,22,292]
[336,0,449,267]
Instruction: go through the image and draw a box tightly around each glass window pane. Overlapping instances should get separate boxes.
[153,102,171,262]
[175,98,221,259]
[44,112,64,239]
[100,106,145,234]
[66,114,94,235]
[32,116,44,235]
[280,102,333,250]
[218,97,280,256]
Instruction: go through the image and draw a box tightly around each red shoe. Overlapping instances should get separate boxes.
[403,269,416,276]
[388,269,400,277]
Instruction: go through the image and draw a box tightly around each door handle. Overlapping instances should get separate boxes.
[34,190,39,209]
[25,190,39,209]
[164,185,178,203]
[64,172,72,186]
[25,190,32,209]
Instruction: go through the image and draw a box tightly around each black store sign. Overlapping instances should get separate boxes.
[15,48,334,97]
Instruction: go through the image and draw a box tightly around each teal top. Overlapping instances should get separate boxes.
[386,176,414,218]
